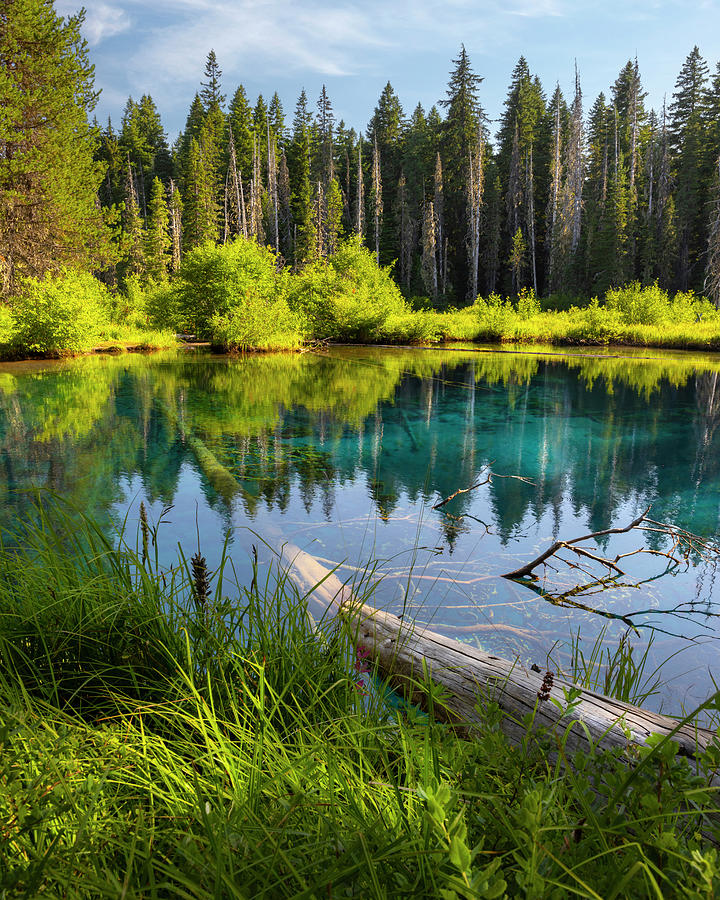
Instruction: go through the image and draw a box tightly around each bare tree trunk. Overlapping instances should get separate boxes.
[356,141,365,240]
[547,91,562,288]
[466,129,484,300]
[169,179,182,273]
[569,65,584,253]
[526,142,537,294]
[267,120,279,251]
[421,200,438,301]
[434,153,445,292]
[371,136,383,265]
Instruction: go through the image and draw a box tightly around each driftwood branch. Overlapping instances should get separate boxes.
[433,467,535,510]
[502,507,650,579]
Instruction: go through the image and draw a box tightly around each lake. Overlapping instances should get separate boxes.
[1,345,719,714]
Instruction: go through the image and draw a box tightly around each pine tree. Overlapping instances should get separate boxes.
[145,177,170,281]
[288,91,314,264]
[440,46,486,299]
[705,155,720,307]
[669,47,711,289]
[0,0,108,292]
[228,86,254,180]
[122,160,145,279]
[183,138,217,249]
[326,178,344,255]
[269,92,286,144]
[366,82,405,265]
[200,50,225,110]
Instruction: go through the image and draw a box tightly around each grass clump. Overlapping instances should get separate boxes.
[1,497,720,897]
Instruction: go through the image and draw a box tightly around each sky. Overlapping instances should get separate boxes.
[57,0,720,143]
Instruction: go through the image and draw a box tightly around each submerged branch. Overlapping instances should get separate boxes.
[502,507,650,579]
[433,467,534,510]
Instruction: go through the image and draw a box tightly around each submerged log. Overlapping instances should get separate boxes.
[283,542,716,764]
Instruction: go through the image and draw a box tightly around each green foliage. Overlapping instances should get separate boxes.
[0,0,109,294]
[10,269,110,356]
[0,500,719,897]
[289,238,409,341]
[173,238,300,348]
[0,304,15,344]
[605,281,672,325]
[474,292,514,336]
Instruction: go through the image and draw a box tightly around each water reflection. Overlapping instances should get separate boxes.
[1,346,720,712]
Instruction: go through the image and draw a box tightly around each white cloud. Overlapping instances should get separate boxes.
[56,1,132,45]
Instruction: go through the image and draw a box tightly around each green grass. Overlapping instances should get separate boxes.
[1,496,719,897]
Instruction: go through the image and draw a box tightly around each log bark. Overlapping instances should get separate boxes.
[282,542,716,765]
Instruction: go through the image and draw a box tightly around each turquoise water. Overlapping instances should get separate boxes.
[1,345,719,713]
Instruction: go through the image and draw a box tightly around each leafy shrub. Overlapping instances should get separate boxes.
[288,238,408,341]
[376,311,442,344]
[605,281,671,325]
[11,269,110,356]
[474,292,514,335]
[0,304,15,345]
[515,287,542,320]
[173,239,297,346]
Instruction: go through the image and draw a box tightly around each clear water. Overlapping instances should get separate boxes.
[1,345,720,713]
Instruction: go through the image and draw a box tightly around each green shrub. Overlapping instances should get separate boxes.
[605,281,671,325]
[11,269,110,356]
[289,239,409,341]
[174,239,296,344]
[0,304,15,345]
[515,286,541,320]
[474,292,514,336]
[376,310,442,344]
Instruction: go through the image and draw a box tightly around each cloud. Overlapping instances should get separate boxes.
[56,1,132,44]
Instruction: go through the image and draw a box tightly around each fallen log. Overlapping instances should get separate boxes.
[344,602,716,762]
[282,542,716,764]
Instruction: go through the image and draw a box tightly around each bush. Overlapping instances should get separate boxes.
[289,239,409,341]
[604,281,671,325]
[173,239,296,344]
[0,304,15,345]
[515,287,542,320]
[474,292,514,336]
[11,269,110,356]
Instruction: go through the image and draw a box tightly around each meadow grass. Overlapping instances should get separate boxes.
[1,497,720,898]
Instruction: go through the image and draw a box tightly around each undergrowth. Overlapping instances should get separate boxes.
[0,497,719,897]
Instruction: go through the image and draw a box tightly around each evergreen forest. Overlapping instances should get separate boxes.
[83,44,720,306]
[2,0,720,314]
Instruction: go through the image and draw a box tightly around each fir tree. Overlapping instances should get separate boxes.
[669,46,711,289]
[200,50,225,110]
[144,177,170,282]
[288,91,314,264]
[0,0,108,292]
[440,46,486,299]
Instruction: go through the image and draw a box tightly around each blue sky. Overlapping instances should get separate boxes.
[58,0,719,142]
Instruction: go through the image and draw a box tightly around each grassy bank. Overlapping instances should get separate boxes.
[4,243,720,358]
[1,498,719,897]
